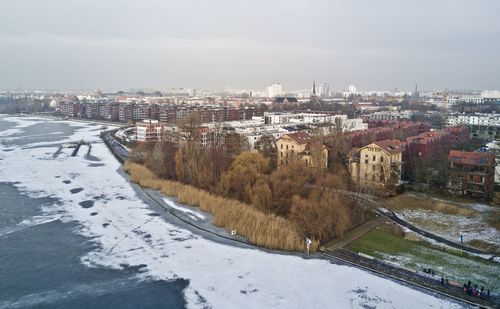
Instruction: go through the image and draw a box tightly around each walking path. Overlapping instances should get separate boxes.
[324,215,386,250]
[101,130,129,163]
[378,208,491,256]
[343,190,493,256]
[320,249,498,308]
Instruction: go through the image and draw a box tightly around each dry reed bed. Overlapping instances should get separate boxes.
[124,161,317,252]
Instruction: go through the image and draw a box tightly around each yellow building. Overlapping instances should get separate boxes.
[276,132,328,168]
[348,139,404,188]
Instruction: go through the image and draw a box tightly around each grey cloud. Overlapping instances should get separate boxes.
[0,0,499,91]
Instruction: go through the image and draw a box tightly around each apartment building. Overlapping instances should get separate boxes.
[446,113,500,141]
[338,121,430,151]
[264,112,345,125]
[158,106,263,124]
[136,119,164,142]
[59,101,80,118]
[447,150,496,201]
[348,140,405,188]
[365,110,416,121]
[276,132,328,168]
[447,113,500,127]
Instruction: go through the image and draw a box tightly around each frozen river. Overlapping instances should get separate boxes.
[0,115,466,308]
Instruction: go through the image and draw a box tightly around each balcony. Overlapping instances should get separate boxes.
[465,189,485,194]
[467,181,484,186]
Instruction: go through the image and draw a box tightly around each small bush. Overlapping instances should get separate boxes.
[395,184,407,194]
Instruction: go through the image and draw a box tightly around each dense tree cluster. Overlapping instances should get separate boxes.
[130,130,367,244]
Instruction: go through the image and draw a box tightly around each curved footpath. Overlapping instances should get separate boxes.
[101,130,498,308]
[379,209,490,256]
[347,191,494,257]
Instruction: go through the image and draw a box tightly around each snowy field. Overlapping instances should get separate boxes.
[378,234,500,289]
[398,208,499,251]
[0,115,466,309]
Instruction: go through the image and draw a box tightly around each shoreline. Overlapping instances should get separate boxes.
[0,113,480,305]
[119,166,318,259]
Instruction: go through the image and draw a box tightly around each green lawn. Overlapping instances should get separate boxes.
[346,228,499,290]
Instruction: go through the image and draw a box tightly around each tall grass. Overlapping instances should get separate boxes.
[386,194,475,217]
[124,161,318,252]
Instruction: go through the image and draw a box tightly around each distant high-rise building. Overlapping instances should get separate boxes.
[266,83,284,98]
[312,81,317,97]
[318,83,330,97]
[481,90,500,100]
[348,84,357,94]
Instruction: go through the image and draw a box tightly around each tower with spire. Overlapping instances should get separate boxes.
[312,81,316,97]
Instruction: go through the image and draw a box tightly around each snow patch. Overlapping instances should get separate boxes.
[163,199,207,220]
[398,209,499,249]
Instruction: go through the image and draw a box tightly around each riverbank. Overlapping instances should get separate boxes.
[124,161,317,252]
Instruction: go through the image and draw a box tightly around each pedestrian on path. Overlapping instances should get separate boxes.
[306,238,312,255]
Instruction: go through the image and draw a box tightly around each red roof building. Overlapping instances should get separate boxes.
[285,131,313,144]
[447,150,496,201]
[405,130,452,161]
[326,121,430,153]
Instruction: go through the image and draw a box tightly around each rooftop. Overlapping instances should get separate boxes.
[406,131,449,144]
[448,150,495,166]
[281,132,312,144]
[372,139,406,154]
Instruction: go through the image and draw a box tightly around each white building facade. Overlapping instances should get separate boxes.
[266,83,284,98]
[446,113,500,127]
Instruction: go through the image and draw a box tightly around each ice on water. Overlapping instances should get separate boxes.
[0,116,465,309]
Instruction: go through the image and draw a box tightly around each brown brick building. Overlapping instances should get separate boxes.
[447,150,496,201]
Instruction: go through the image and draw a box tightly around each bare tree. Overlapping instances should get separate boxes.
[178,112,201,144]
[255,134,277,169]
[309,131,327,176]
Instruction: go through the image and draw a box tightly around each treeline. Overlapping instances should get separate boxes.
[0,98,54,114]
[129,134,368,246]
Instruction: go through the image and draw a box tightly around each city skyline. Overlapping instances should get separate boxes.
[1,0,499,91]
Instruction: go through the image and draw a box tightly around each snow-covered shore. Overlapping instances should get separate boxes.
[0,115,466,309]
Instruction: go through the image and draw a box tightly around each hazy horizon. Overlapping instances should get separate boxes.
[1,0,499,92]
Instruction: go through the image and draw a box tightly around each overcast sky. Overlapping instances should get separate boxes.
[1,0,499,92]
